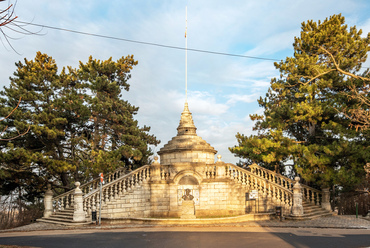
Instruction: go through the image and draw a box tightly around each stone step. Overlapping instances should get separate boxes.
[54,209,74,214]
[42,216,76,223]
[53,211,74,216]
[37,218,94,226]
[288,201,333,220]
[304,207,330,214]
[52,214,73,219]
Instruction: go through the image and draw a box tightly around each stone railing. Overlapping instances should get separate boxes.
[52,167,127,212]
[83,165,151,216]
[248,163,322,206]
[225,163,294,209]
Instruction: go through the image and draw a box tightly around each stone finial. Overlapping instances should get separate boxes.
[217,154,222,162]
[294,177,300,183]
[75,181,81,189]
[152,156,160,165]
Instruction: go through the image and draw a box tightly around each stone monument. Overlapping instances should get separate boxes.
[181,189,196,219]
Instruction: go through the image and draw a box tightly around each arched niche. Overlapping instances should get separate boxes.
[178,175,199,185]
[177,174,200,206]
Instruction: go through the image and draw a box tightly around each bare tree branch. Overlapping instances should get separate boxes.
[0,97,30,141]
[0,0,42,53]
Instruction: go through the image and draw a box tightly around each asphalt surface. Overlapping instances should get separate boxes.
[0,215,369,248]
[0,227,370,248]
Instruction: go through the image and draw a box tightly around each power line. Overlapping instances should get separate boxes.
[15,20,280,62]
[13,21,370,69]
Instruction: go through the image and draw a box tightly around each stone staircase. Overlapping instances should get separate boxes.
[38,208,93,226]
[286,201,333,220]
[37,163,331,225]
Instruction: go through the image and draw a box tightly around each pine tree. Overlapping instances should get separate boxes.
[0,52,159,199]
[230,14,370,190]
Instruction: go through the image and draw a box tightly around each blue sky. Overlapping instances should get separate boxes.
[1,0,370,163]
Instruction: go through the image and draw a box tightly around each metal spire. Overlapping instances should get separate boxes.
[185,6,188,103]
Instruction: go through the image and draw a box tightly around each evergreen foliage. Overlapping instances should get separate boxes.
[0,52,160,199]
[230,14,370,190]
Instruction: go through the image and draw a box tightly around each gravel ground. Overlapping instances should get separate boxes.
[1,215,369,233]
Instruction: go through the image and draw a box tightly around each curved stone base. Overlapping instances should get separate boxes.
[101,213,274,225]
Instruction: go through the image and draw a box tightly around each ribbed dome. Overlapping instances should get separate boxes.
[158,103,217,165]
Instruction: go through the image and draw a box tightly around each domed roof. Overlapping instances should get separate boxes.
[158,103,217,158]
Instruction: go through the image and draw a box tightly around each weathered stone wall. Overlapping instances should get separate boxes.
[160,151,216,165]
[100,163,290,219]
[149,181,171,217]
[101,181,151,218]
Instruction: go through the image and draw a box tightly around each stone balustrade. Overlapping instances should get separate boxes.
[225,163,293,210]
[51,167,127,212]
[46,160,327,221]
[83,165,151,216]
[248,163,323,207]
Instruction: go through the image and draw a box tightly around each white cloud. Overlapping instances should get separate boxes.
[226,93,259,105]
[1,0,370,165]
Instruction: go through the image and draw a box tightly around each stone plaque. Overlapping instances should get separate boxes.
[181,200,196,219]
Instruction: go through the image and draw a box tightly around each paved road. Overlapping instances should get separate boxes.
[1,227,369,248]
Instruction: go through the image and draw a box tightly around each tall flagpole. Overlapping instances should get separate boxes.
[185,6,188,103]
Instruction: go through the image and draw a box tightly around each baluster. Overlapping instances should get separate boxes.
[242,173,246,186]
[122,179,127,194]
[104,188,109,203]
[309,190,314,204]
[109,186,114,201]
[92,195,96,213]
[86,198,90,215]
[285,192,289,208]
[263,181,267,197]
[113,183,118,198]
[276,189,281,205]
[59,197,63,210]
[139,170,143,183]
[146,168,150,180]
[142,169,147,181]
[65,195,70,209]
[267,184,271,198]
[259,179,263,194]
[246,174,250,188]
[70,194,74,207]
[237,171,241,183]
[128,177,132,191]
[118,181,122,196]
[272,186,276,201]
[254,178,258,190]
[133,173,137,185]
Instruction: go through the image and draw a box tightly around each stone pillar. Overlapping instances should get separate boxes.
[150,156,161,181]
[321,188,331,211]
[181,200,196,219]
[43,184,53,218]
[73,182,86,222]
[291,177,304,217]
[216,155,226,178]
